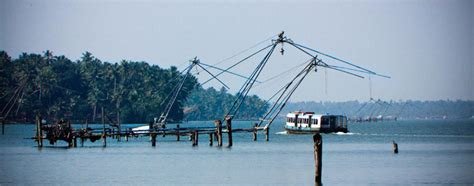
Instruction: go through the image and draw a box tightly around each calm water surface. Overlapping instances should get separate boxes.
[0,120,473,185]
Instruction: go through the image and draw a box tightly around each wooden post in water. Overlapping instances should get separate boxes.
[73,137,77,147]
[102,107,106,147]
[102,132,107,148]
[209,133,213,146]
[313,133,323,185]
[215,120,222,146]
[225,116,232,147]
[192,130,199,146]
[36,115,43,147]
[392,141,398,154]
[265,127,270,141]
[125,128,129,142]
[253,123,258,141]
[151,133,157,147]
[176,124,180,141]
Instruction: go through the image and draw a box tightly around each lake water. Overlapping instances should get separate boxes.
[0,120,473,185]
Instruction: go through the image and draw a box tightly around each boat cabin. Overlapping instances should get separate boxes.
[285,111,348,134]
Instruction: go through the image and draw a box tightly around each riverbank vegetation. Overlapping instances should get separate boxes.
[0,51,268,123]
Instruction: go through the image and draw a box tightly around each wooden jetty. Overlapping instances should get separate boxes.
[31,116,269,148]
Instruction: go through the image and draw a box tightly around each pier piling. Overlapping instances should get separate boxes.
[393,141,398,154]
[265,127,269,141]
[192,130,199,146]
[226,116,232,147]
[176,124,180,141]
[209,133,213,146]
[151,133,157,147]
[253,123,258,141]
[36,115,43,147]
[215,120,223,146]
[102,107,106,147]
[313,133,322,185]
[125,128,129,142]
[73,137,77,147]
[102,132,107,147]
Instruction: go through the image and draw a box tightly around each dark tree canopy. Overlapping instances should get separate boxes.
[0,51,269,123]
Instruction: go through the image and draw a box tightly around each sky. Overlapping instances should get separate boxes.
[1,0,472,102]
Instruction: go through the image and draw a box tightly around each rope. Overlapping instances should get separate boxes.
[262,59,316,128]
[227,44,277,119]
[201,44,274,86]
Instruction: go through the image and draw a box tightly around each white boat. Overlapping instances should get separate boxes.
[284,111,348,134]
[132,125,151,134]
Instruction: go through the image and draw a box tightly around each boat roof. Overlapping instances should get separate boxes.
[287,111,345,118]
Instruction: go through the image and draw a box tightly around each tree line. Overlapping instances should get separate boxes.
[283,100,473,120]
[0,51,269,123]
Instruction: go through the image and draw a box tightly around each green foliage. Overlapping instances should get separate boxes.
[184,86,269,121]
[0,51,268,123]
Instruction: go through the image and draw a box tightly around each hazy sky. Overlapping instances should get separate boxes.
[1,0,472,102]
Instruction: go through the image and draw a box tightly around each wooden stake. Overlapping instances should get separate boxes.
[125,128,129,142]
[393,141,398,154]
[215,120,222,146]
[226,116,232,147]
[176,124,180,141]
[102,132,107,148]
[209,133,213,146]
[151,133,157,147]
[253,123,257,141]
[265,127,269,141]
[313,133,323,185]
[192,130,199,146]
[102,107,106,147]
[36,115,43,147]
[73,137,77,147]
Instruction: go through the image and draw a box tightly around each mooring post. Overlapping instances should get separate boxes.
[112,128,115,139]
[80,137,84,147]
[192,130,199,146]
[209,133,213,146]
[215,120,223,146]
[73,136,77,147]
[102,132,107,148]
[125,128,129,142]
[176,124,180,141]
[225,116,232,147]
[36,115,43,147]
[102,107,106,147]
[313,133,323,185]
[117,127,121,142]
[151,132,157,147]
[265,127,270,141]
[393,141,398,154]
[253,123,258,141]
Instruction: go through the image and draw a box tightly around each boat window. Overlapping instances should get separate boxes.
[321,117,329,125]
[312,119,318,124]
[330,116,336,125]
